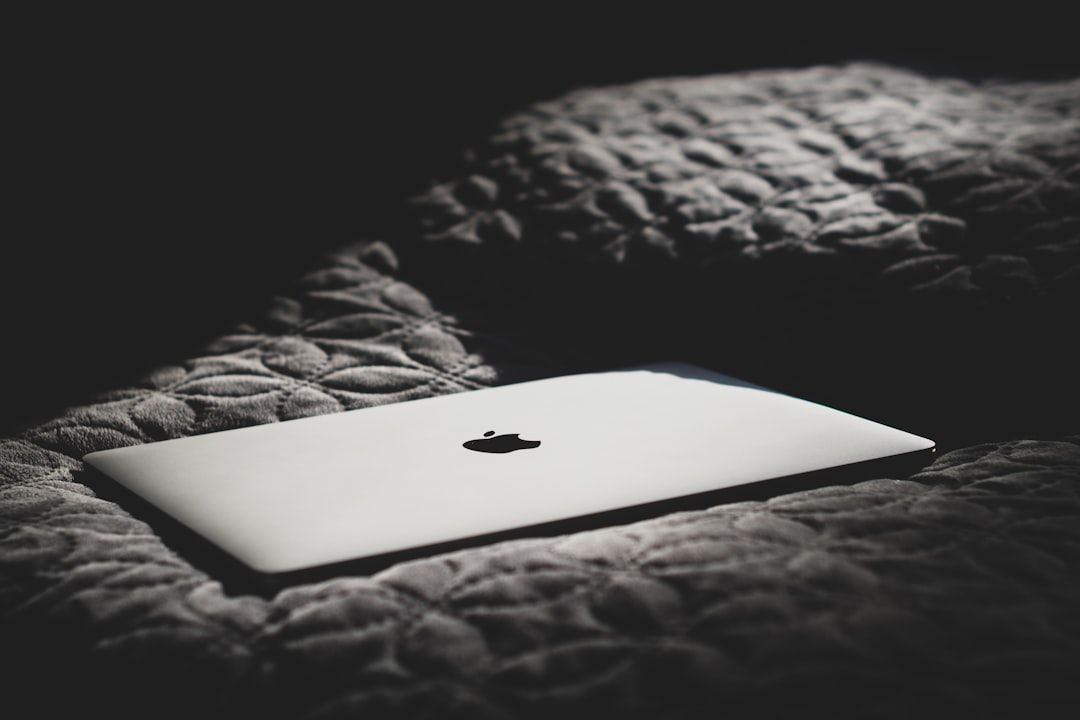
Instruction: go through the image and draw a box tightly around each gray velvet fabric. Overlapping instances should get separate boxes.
[2,64,1079,719]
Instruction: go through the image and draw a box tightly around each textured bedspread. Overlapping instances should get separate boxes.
[2,64,1079,719]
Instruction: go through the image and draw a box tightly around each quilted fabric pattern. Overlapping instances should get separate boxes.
[17,243,547,447]
[0,241,554,717]
[401,63,1080,445]
[408,63,1078,303]
[4,240,1080,719]
[3,65,1080,719]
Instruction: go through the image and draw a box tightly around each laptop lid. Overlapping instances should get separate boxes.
[83,362,934,577]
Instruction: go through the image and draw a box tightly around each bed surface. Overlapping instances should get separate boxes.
[3,63,1079,719]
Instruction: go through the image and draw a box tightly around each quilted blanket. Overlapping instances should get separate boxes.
[2,64,1079,719]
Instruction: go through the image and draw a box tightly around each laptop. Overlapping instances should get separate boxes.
[83,362,934,593]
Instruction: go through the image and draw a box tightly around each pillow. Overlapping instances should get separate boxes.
[395,63,1080,446]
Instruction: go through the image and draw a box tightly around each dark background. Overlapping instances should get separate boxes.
[5,10,1077,433]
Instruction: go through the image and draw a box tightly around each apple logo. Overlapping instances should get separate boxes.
[463,430,542,454]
